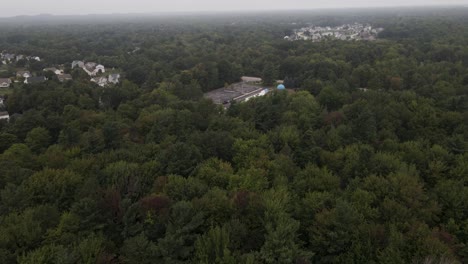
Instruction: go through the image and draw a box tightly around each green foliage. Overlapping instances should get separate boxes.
[25,127,51,153]
[121,233,159,263]
[156,201,205,262]
[0,132,18,153]
[262,62,278,86]
[260,187,311,263]
[195,226,236,264]
[23,169,83,209]
[0,10,467,263]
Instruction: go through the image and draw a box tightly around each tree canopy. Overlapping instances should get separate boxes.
[0,7,468,264]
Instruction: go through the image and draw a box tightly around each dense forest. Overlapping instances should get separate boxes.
[0,7,468,263]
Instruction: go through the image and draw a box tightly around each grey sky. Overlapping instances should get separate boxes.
[2,0,468,17]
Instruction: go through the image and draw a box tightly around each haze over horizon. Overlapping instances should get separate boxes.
[2,0,468,17]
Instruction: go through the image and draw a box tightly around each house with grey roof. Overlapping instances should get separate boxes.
[58,74,73,82]
[83,62,105,76]
[44,67,63,75]
[27,56,41,61]
[0,78,12,88]
[91,76,108,87]
[16,71,32,78]
[73,61,106,76]
[72,60,84,69]
[24,76,46,84]
[108,74,120,84]
[2,53,16,62]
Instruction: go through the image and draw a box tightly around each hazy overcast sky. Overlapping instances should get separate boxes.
[2,0,468,17]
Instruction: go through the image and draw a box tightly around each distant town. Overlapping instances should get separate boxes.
[285,23,384,42]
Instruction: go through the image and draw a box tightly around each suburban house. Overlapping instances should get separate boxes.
[16,71,32,78]
[72,60,84,69]
[108,74,121,84]
[95,65,105,74]
[83,62,105,76]
[91,76,108,87]
[85,62,97,69]
[0,78,12,88]
[73,61,106,76]
[58,74,73,82]
[43,67,63,75]
[241,76,262,83]
[2,53,16,62]
[28,56,41,61]
[24,76,46,84]
[1,53,40,64]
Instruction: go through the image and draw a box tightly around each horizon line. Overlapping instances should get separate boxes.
[0,4,467,18]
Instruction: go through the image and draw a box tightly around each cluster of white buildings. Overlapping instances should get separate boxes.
[72,61,105,76]
[43,67,73,83]
[90,74,121,87]
[0,57,121,89]
[0,70,47,87]
[72,60,120,87]
[285,23,384,42]
[1,51,40,65]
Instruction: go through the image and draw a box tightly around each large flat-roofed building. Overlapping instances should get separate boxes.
[204,82,268,106]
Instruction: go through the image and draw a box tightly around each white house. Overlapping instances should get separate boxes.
[16,71,32,78]
[85,62,97,69]
[95,64,105,75]
[82,62,105,76]
[91,76,108,87]
[0,78,12,88]
[72,60,84,69]
[108,73,120,84]
[43,67,63,75]
[2,54,15,62]
[72,60,106,76]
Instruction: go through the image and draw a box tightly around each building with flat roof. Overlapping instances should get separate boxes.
[204,82,269,107]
